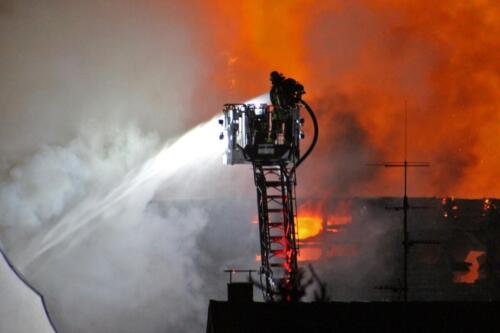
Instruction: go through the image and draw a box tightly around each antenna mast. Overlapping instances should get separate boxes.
[369,101,432,302]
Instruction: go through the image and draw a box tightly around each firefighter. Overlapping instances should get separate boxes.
[270,71,305,109]
[270,71,286,108]
[269,71,305,144]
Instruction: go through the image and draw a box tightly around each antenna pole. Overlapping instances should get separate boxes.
[403,100,408,302]
[404,100,408,161]
[368,101,430,302]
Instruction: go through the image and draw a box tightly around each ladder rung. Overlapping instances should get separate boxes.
[270,249,286,256]
[270,263,284,267]
[267,195,283,199]
[268,209,283,213]
[265,181,282,187]
[270,236,284,242]
[268,222,283,228]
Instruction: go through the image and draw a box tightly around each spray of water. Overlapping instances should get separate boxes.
[12,116,225,271]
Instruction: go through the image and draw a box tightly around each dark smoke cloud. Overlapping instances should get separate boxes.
[300,91,383,199]
[314,202,399,301]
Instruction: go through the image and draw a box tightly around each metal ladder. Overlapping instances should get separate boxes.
[253,162,299,301]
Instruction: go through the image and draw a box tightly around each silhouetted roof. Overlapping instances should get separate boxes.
[207,300,499,332]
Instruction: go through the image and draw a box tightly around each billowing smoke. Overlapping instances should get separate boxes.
[299,93,383,199]
[0,119,234,332]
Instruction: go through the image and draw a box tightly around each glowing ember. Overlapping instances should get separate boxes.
[442,197,459,219]
[483,198,492,211]
[482,198,496,216]
[454,250,485,284]
[297,214,323,240]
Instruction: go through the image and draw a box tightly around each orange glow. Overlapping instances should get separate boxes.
[327,200,352,230]
[454,250,484,284]
[200,0,499,198]
[297,214,323,239]
[298,248,322,262]
[325,244,357,257]
[327,215,352,226]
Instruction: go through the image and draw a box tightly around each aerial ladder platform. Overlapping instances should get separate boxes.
[219,72,318,301]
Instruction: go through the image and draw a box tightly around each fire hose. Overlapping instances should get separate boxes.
[290,99,318,174]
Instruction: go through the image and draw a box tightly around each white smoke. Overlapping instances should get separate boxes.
[0,116,236,332]
[9,117,225,270]
[0,123,158,230]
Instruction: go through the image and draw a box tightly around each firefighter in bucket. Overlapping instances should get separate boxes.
[269,71,305,144]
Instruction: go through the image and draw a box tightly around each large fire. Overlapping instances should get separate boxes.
[199,0,499,199]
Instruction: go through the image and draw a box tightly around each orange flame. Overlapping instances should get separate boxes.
[297,213,323,240]
[200,0,500,198]
[454,250,484,284]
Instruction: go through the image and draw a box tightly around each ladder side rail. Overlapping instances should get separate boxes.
[288,166,299,253]
[253,164,273,300]
[277,164,297,292]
